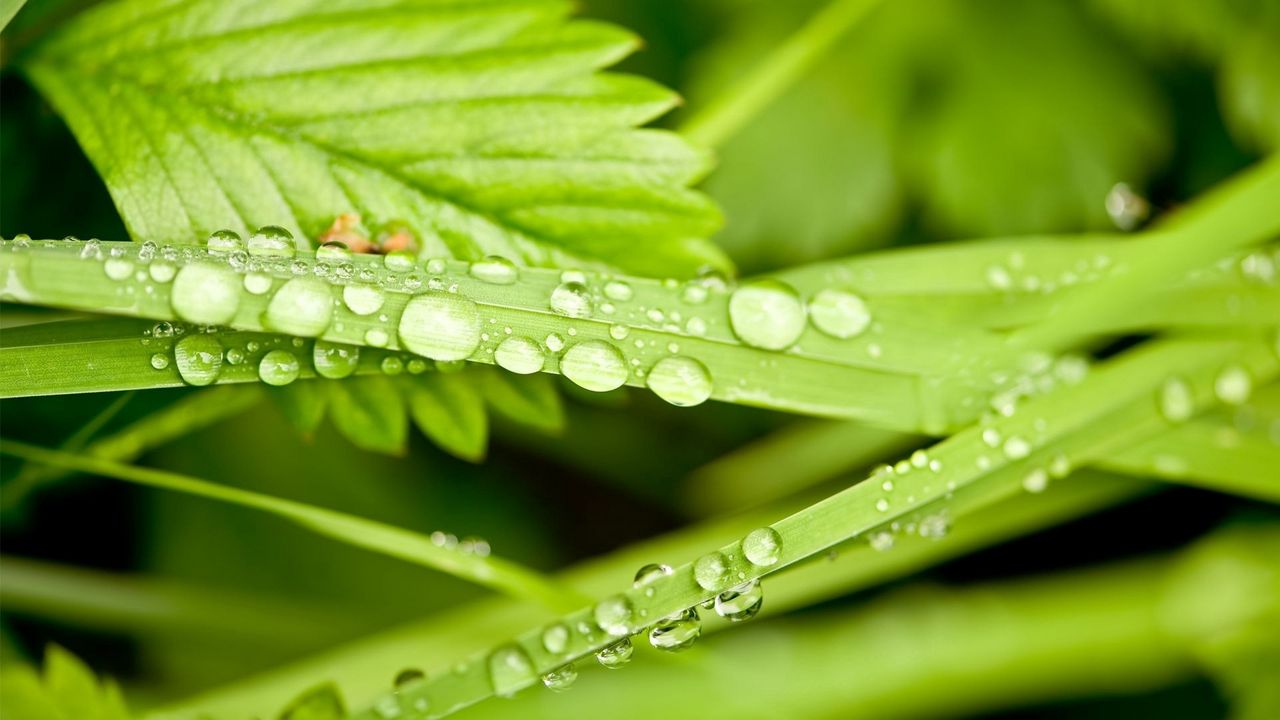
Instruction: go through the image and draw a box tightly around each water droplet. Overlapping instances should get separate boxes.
[609,324,630,340]
[808,289,870,339]
[258,350,300,386]
[225,348,245,365]
[243,272,273,295]
[365,328,389,347]
[596,638,633,669]
[316,241,352,263]
[544,333,565,354]
[875,498,890,512]
[714,580,763,622]
[728,280,806,350]
[1158,377,1193,422]
[541,624,570,655]
[205,229,243,254]
[1048,454,1071,479]
[381,356,404,375]
[383,250,417,273]
[645,356,712,407]
[869,531,894,551]
[104,257,134,281]
[1105,182,1150,231]
[265,278,333,337]
[648,607,700,651]
[918,513,950,539]
[398,292,481,361]
[469,256,518,285]
[742,527,782,567]
[633,563,673,589]
[1003,436,1031,459]
[1022,468,1048,493]
[494,336,544,375]
[1214,365,1252,405]
[171,264,240,325]
[542,665,577,692]
[550,282,592,318]
[593,594,633,636]
[560,341,627,392]
[394,668,425,688]
[150,353,170,370]
[247,226,295,257]
[693,551,730,591]
[148,261,176,283]
[174,335,223,386]
[338,284,383,316]
[604,280,633,302]
[487,645,534,697]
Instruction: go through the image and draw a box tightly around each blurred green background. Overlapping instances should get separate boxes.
[2,0,1278,717]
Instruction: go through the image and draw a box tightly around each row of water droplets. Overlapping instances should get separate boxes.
[368,527,783,717]
[45,228,878,406]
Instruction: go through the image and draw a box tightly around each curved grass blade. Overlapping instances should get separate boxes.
[0,440,585,613]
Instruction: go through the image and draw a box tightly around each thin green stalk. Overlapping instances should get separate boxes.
[0,440,585,613]
[680,0,885,149]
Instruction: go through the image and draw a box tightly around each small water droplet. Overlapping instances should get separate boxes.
[342,284,385,316]
[394,668,425,689]
[541,624,570,655]
[486,645,534,698]
[365,328,389,347]
[383,250,417,273]
[1214,365,1252,405]
[399,292,481,361]
[593,594,633,636]
[603,280,633,302]
[243,273,273,295]
[150,353,170,370]
[693,551,730,591]
[265,278,333,336]
[561,341,627,392]
[541,665,577,692]
[875,498,890,512]
[609,324,630,340]
[258,350,300,386]
[550,281,593,318]
[545,333,565,353]
[381,356,404,375]
[646,356,712,407]
[1022,468,1048,493]
[316,241,352,263]
[104,256,134,281]
[206,229,243,254]
[493,336,544,375]
[808,289,871,339]
[171,264,240,325]
[469,256,518,285]
[649,607,700,651]
[148,261,176,283]
[247,226,295,257]
[714,580,763,622]
[1159,377,1194,422]
[174,335,223,386]
[1003,436,1031,459]
[596,638,633,669]
[869,531,894,551]
[633,563,673,588]
[918,513,950,539]
[742,527,782,567]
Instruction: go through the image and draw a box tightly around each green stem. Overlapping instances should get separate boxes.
[0,440,586,613]
[680,0,885,149]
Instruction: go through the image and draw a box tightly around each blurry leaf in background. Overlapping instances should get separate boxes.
[687,0,1172,272]
[276,683,345,720]
[1087,0,1280,153]
[0,644,133,720]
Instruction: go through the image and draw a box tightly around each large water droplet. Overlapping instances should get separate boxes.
[728,280,806,350]
[247,225,295,257]
[648,607,700,652]
[469,256,518,285]
[541,665,577,693]
[314,340,360,379]
[646,356,712,407]
[693,551,730,591]
[550,282,592,318]
[1159,377,1193,422]
[398,292,481,361]
[171,264,240,325]
[714,580,763,622]
[1214,365,1252,405]
[560,341,627,392]
[258,350,300,386]
[742,527,782,567]
[808,289,870,339]
[593,594,633,637]
[487,645,534,698]
[206,229,243,255]
[174,335,224,386]
[596,638,633,669]
[265,278,333,337]
[494,336,544,375]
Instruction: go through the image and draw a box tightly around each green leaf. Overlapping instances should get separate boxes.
[476,367,564,434]
[326,376,408,455]
[407,373,488,462]
[0,439,585,611]
[269,382,329,435]
[0,645,132,720]
[22,0,725,277]
[0,0,26,33]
